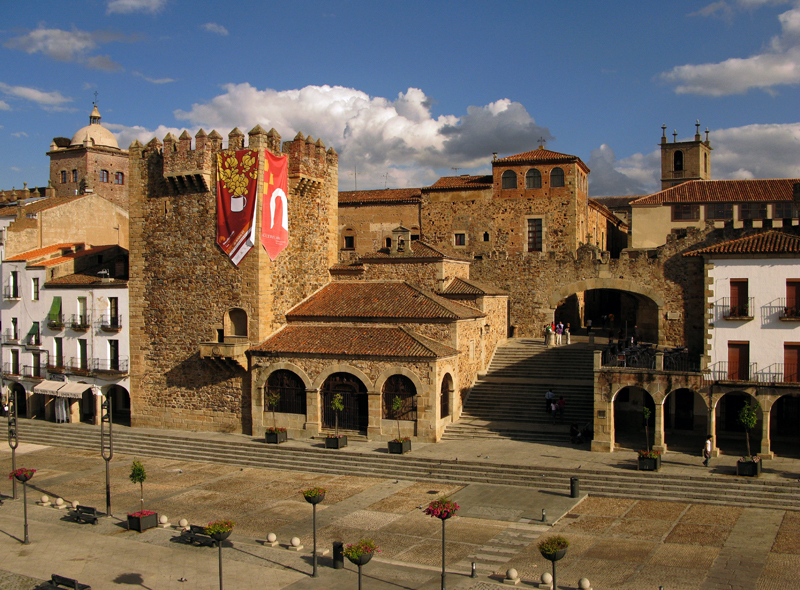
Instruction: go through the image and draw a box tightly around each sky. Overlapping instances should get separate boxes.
[1,0,799,197]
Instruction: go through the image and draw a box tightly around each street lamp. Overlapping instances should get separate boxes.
[99,388,113,516]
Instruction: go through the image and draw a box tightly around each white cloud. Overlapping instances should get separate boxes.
[0,100,9,111]
[11,131,28,137]
[132,71,175,84]
[0,83,72,109]
[587,144,658,197]
[663,2,800,95]
[169,83,551,189]
[107,0,167,14]
[201,23,229,36]
[4,27,124,70]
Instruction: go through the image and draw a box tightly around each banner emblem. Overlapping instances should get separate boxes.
[261,151,289,260]
[215,150,259,266]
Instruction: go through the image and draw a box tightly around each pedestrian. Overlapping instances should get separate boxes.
[586,318,592,333]
[565,323,571,345]
[551,400,559,423]
[703,435,712,467]
[633,325,641,345]
[557,396,566,422]
[545,388,554,414]
[555,322,563,346]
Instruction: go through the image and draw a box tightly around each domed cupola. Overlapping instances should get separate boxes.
[70,104,119,149]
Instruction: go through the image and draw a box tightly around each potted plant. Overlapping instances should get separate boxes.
[637,407,660,471]
[343,538,380,566]
[736,403,761,476]
[326,393,347,449]
[205,520,235,589]
[387,395,411,454]
[264,388,287,444]
[127,459,158,532]
[302,488,326,577]
[426,497,459,590]
[9,467,35,483]
[538,535,569,590]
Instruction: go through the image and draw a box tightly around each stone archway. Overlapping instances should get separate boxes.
[612,385,655,449]
[714,391,762,456]
[770,393,800,458]
[663,388,707,452]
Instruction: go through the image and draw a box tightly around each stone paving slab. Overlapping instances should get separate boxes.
[449,483,586,524]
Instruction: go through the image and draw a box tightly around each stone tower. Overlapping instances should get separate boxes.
[127,125,338,433]
[660,121,712,191]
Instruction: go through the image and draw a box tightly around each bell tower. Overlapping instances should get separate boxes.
[660,121,712,191]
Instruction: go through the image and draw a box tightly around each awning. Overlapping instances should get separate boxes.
[48,296,62,320]
[55,382,92,399]
[33,380,67,395]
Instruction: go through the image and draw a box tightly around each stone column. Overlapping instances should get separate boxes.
[708,394,720,457]
[94,394,102,426]
[758,400,773,459]
[304,388,320,436]
[652,400,667,452]
[367,391,382,441]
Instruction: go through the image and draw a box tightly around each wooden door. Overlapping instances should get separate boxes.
[784,344,800,382]
[730,280,748,316]
[728,342,750,380]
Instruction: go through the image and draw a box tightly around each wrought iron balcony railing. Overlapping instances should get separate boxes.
[719,297,755,320]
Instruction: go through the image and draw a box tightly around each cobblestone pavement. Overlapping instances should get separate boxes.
[1,444,799,589]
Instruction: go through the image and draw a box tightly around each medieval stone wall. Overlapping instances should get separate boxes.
[339,201,420,255]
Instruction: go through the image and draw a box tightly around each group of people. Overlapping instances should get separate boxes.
[548,321,571,346]
[544,389,566,422]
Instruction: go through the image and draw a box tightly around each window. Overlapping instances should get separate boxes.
[54,337,63,366]
[706,203,733,220]
[674,150,684,172]
[78,339,88,370]
[483,232,490,242]
[774,202,797,219]
[739,203,767,220]
[727,341,750,380]
[672,204,700,221]
[72,169,78,182]
[382,375,417,420]
[454,233,466,246]
[550,167,565,188]
[730,279,749,317]
[109,340,119,371]
[266,370,307,414]
[704,153,708,174]
[785,343,800,382]
[30,321,40,346]
[11,318,18,340]
[10,349,19,375]
[31,278,39,301]
[31,352,41,378]
[385,237,391,248]
[501,170,517,189]
[115,172,124,185]
[527,218,543,252]
[110,297,119,328]
[100,170,109,183]
[60,170,67,183]
[9,270,19,298]
[786,280,800,317]
[78,297,88,326]
[525,169,542,189]
[343,235,354,249]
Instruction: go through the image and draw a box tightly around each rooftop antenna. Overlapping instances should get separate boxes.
[381,172,392,189]
[451,167,460,175]
[348,164,358,191]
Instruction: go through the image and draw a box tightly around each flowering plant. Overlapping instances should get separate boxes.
[638,450,661,459]
[342,539,380,560]
[326,433,346,439]
[266,427,287,433]
[9,468,36,480]
[738,455,761,463]
[424,496,459,520]
[301,487,327,499]
[538,535,569,555]
[391,437,411,443]
[127,510,156,518]
[205,519,235,535]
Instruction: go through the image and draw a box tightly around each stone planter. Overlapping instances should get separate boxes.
[737,460,761,477]
[637,455,661,471]
[127,512,158,532]
[265,430,288,444]
[325,435,347,449]
[210,529,232,546]
[346,551,374,567]
[388,439,411,454]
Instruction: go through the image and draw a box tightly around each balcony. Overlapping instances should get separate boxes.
[92,357,129,376]
[752,363,799,384]
[719,297,755,321]
[70,314,91,332]
[25,333,41,348]
[705,361,758,383]
[199,338,248,371]
[2,362,21,376]
[47,314,65,330]
[66,357,91,376]
[778,298,800,321]
[22,364,47,380]
[47,360,66,374]
[99,314,123,332]
[2,329,20,344]
[3,286,20,300]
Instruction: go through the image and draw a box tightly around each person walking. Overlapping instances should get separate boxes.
[545,388,555,414]
[557,396,566,422]
[565,323,571,345]
[586,318,592,333]
[555,322,563,346]
[551,400,559,423]
[703,435,713,467]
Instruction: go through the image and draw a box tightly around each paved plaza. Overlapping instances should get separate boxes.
[1,436,799,590]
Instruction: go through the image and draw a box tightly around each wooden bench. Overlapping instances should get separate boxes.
[180,524,215,547]
[70,505,99,525]
[49,573,91,589]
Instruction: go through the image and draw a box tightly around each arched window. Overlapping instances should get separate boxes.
[115,172,124,185]
[525,169,542,189]
[226,308,248,337]
[501,170,517,189]
[704,153,708,174]
[382,375,417,420]
[440,374,452,418]
[266,370,306,415]
[550,167,565,187]
[674,151,684,172]
[100,170,109,183]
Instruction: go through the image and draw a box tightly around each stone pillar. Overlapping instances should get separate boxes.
[304,388,320,437]
[655,352,664,371]
[759,400,773,459]
[708,395,720,457]
[652,401,667,452]
[367,391,382,441]
[94,394,102,426]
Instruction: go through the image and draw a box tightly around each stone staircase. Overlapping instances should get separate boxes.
[443,339,597,442]
[15,419,800,511]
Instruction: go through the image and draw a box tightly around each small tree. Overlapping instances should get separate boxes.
[392,395,403,440]
[265,388,281,431]
[739,403,758,458]
[642,407,652,452]
[331,393,344,437]
[129,459,147,512]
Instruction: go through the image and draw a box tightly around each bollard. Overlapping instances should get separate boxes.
[333,541,344,570]
[471,562,477,578]
[542,508,547,523]
[570,477,579,498]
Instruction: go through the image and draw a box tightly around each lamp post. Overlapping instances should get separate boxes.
[100,390,113,516]
[7,388,18,500]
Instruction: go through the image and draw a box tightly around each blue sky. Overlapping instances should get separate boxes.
[1,0,799,196]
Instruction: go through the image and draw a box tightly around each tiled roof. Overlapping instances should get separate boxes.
[441,277,508,296]
[361,240,471,262]
[288,281,484,321]
[424,175,493,191]
[338,188,421,205]
[592,196,643,209]
[632,179,800,205]
[46,274,127,286]
[5,243,78,262]
[684,230,800,256]
[0,195,85,217]
[250,325,459,358]
[493,147,590,173]
[6,244,116,267]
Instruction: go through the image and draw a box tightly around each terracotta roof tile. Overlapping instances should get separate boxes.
[684,230,800,256]
[339,188,421,205]
[424,175,493,191]
[7,244,117,267]
[592,196,644,209]
[493,147,590,173]
[250,325,459,358]
[633,179,800,205]
[0,195,86,217]
[441,277,508,296]
[288,281,484,321]
[361,240,468,261]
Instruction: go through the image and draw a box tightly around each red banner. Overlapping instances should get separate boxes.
[261,151,289,260]
[216,150,259,266]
